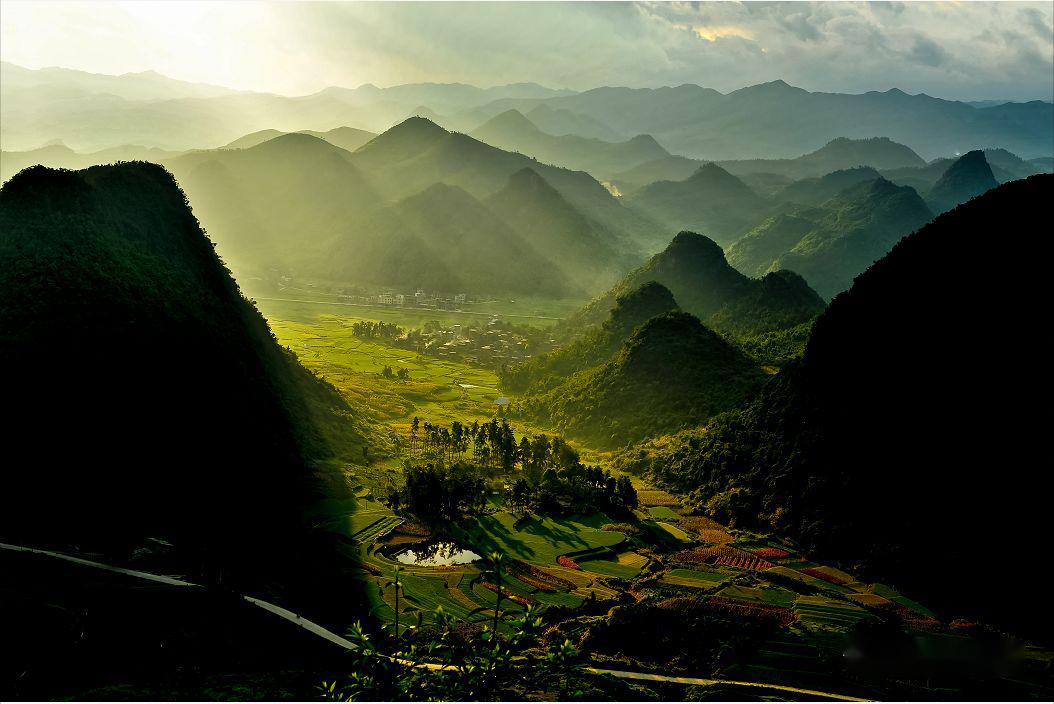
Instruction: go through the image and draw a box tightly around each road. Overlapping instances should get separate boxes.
[1,541,869,701]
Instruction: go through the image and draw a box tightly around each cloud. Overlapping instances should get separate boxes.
[1,1,1051,101]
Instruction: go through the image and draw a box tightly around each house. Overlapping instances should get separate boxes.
[454,293,466,304]
[394,294,406,305]
[378,293,394,305]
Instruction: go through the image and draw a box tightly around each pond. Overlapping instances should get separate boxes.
[394,541,481,566]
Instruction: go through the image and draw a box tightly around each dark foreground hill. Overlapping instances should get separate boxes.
[519,311,765,449]
[620,175,1053,639]
[0,163,368,584]
[570,232,826,343]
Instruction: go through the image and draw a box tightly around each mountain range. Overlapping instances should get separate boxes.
[4,61,1050,162]
[470,109,671,179]
[727,176,935,299]
[569,231,826,343]
[620,174,1053,638]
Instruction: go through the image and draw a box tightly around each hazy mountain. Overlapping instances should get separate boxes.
[925,150,999,214]
[0,60,238,101]
[883,147,1051,194]
[485,168,638,291]
[4,62,1051,160]
[320,182,576,297]
[347,116,662,254]
[1,143,184,183]
[571,231,825,340]
[775,166,883,206]
[629,175,1052,638]
[608,155,704,194]
[717,137,926,180]
[221,126,376,152]
[525,104,624,141]
[0,162,366,577]
[168,133,381,274]
[470,109,670,179]
[727,178,934,299]
[624,163,773,245]
[519,311,765,448]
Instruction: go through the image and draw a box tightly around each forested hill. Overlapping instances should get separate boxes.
[620,175,1053,638]
[570,231,825,342]
[519,311,765,449]
[0,163,368,584]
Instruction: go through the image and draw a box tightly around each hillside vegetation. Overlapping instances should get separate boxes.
[727,177,933,299]
[617,175,1053,639]
[0,162,371,583]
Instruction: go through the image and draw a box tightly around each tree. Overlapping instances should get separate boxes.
[482,551,507,638]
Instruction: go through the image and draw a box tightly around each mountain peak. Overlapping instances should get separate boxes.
[927,150,998,214]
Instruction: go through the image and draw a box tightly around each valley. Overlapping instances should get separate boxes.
[2,18,1053,701]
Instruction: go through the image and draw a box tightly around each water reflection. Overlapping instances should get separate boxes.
[395,541,481,566]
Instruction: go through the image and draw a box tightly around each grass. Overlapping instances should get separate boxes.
[655,521,691,542]
[718,584,796,607]
[579,558,641,579]
[661,568,730,589]
[647,506,680,522]
[456,511,626,565]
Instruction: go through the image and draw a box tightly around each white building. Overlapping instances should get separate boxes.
[378,293,394,305]
[453,293,466,304]
[394,294,406,305]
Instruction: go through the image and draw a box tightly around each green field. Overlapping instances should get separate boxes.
[647,506,680,522]
[455,511,626,565]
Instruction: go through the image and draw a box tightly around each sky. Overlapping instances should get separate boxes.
[1,1,1052,101]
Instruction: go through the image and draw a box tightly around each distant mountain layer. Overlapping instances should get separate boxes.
[624,163,774,246]
[0,162,367,577]
[571,231,826,341]
[164,121,647,295]
[727,177,934,299]
[624,175,1053,638]
[470,109,670,179]
[221,126,377,152]
[3,62,1049,162]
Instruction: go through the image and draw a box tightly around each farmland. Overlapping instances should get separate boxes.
[252,296,1048,700]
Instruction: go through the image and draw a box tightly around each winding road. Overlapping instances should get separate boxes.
[0,541,869,701]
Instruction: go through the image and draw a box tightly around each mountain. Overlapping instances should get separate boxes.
[624,163,773,245]
[525,104,624,141]
[925,150,999,214]
[518,311,765,448]
[485,168,637,291]
[727,178,934,299]
[609,155,704,193]
[775,166,883,206]
[167,133,381,274]
[622,175,1052,638]
[221,126,377,152]
[347,116,660,254]
[1,143,184,183]
[509,83,1053,160]
[883,148,1051,195]
[571,232,825,342]
[320,182,575,297]
[0,162,369,580]
[470,109,670,179]
[0,60,237,102]
[717,137,927,181]
[501,281,680,394]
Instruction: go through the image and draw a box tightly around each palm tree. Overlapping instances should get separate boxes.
[483,551,506,637]
[385,566,405,639]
